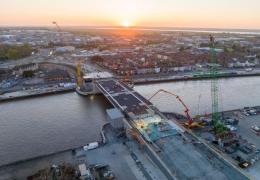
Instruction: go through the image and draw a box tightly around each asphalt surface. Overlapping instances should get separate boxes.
[84,125,167,180]
[237,114,260,179]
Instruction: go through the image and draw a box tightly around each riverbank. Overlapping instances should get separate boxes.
[0,148,78,180]
[133,71,260,85]
[1,72,260,102]
[0,87,75,102]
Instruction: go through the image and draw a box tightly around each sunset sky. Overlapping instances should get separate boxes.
[0,0,259,29]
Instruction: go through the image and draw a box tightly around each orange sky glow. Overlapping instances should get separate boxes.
[0,0,260,29]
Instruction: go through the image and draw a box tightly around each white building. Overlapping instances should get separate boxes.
[55,46,75,53]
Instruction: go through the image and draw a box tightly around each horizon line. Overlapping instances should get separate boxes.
[1,25,260,33]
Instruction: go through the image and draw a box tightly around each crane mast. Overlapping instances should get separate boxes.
[209,35,220,124]
[209,35,225,133]
[76,63,82,88]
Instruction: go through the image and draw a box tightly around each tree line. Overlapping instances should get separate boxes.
[0,44,33,61]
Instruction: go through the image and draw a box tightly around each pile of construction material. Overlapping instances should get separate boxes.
[89,164,115,180]
[78,163,115,180]
[212,131,260,168]
[27,164,78,180]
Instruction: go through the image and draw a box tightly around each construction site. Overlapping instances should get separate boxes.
[4,35,259,180]
[142,35,260,179]
[191,36,259,179]
[71,76,249,180]
[67,35,257,180]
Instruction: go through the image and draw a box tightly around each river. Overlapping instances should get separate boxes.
[0,92,112,166]
[135,76,260,116]
[0,76,260,166]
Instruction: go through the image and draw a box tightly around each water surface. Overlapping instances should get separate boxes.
[0,93,111,166]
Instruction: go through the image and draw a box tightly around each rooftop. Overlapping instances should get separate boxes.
[106,108,124,119]
[83,72,113,80]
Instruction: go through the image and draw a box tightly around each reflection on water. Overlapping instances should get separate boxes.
[135,77,260,116]
[0,92,112,166]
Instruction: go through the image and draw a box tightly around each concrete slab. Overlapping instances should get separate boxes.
[85,143,139,180]
[156,134,241,180]
[126,141,168,180]
[237,114,260,148]
[236,114,260,179]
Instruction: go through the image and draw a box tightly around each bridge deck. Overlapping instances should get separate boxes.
[96,79,179,141]
[96,79,151,118]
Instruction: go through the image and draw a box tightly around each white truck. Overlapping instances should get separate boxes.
[83,142,99,151]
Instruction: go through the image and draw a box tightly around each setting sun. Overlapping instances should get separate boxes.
[1,0,259,28]
[122,20,130,27]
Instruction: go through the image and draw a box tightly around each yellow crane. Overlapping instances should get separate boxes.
[76,63,82,88]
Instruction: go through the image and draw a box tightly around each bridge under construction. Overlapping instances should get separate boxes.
[91,78,248,180]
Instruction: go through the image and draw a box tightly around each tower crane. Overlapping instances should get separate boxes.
[209,35,225,133]
[51,21,65,45]
[51,21,82,87]
[191,35,225,133]
[52,21,62,32]
[148,89,203,128]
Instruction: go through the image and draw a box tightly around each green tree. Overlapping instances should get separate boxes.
[23,70,34,78]
[0,44,33,61]
[7,48,19,59]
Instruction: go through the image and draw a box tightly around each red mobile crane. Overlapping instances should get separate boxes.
[149,89,204,128]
